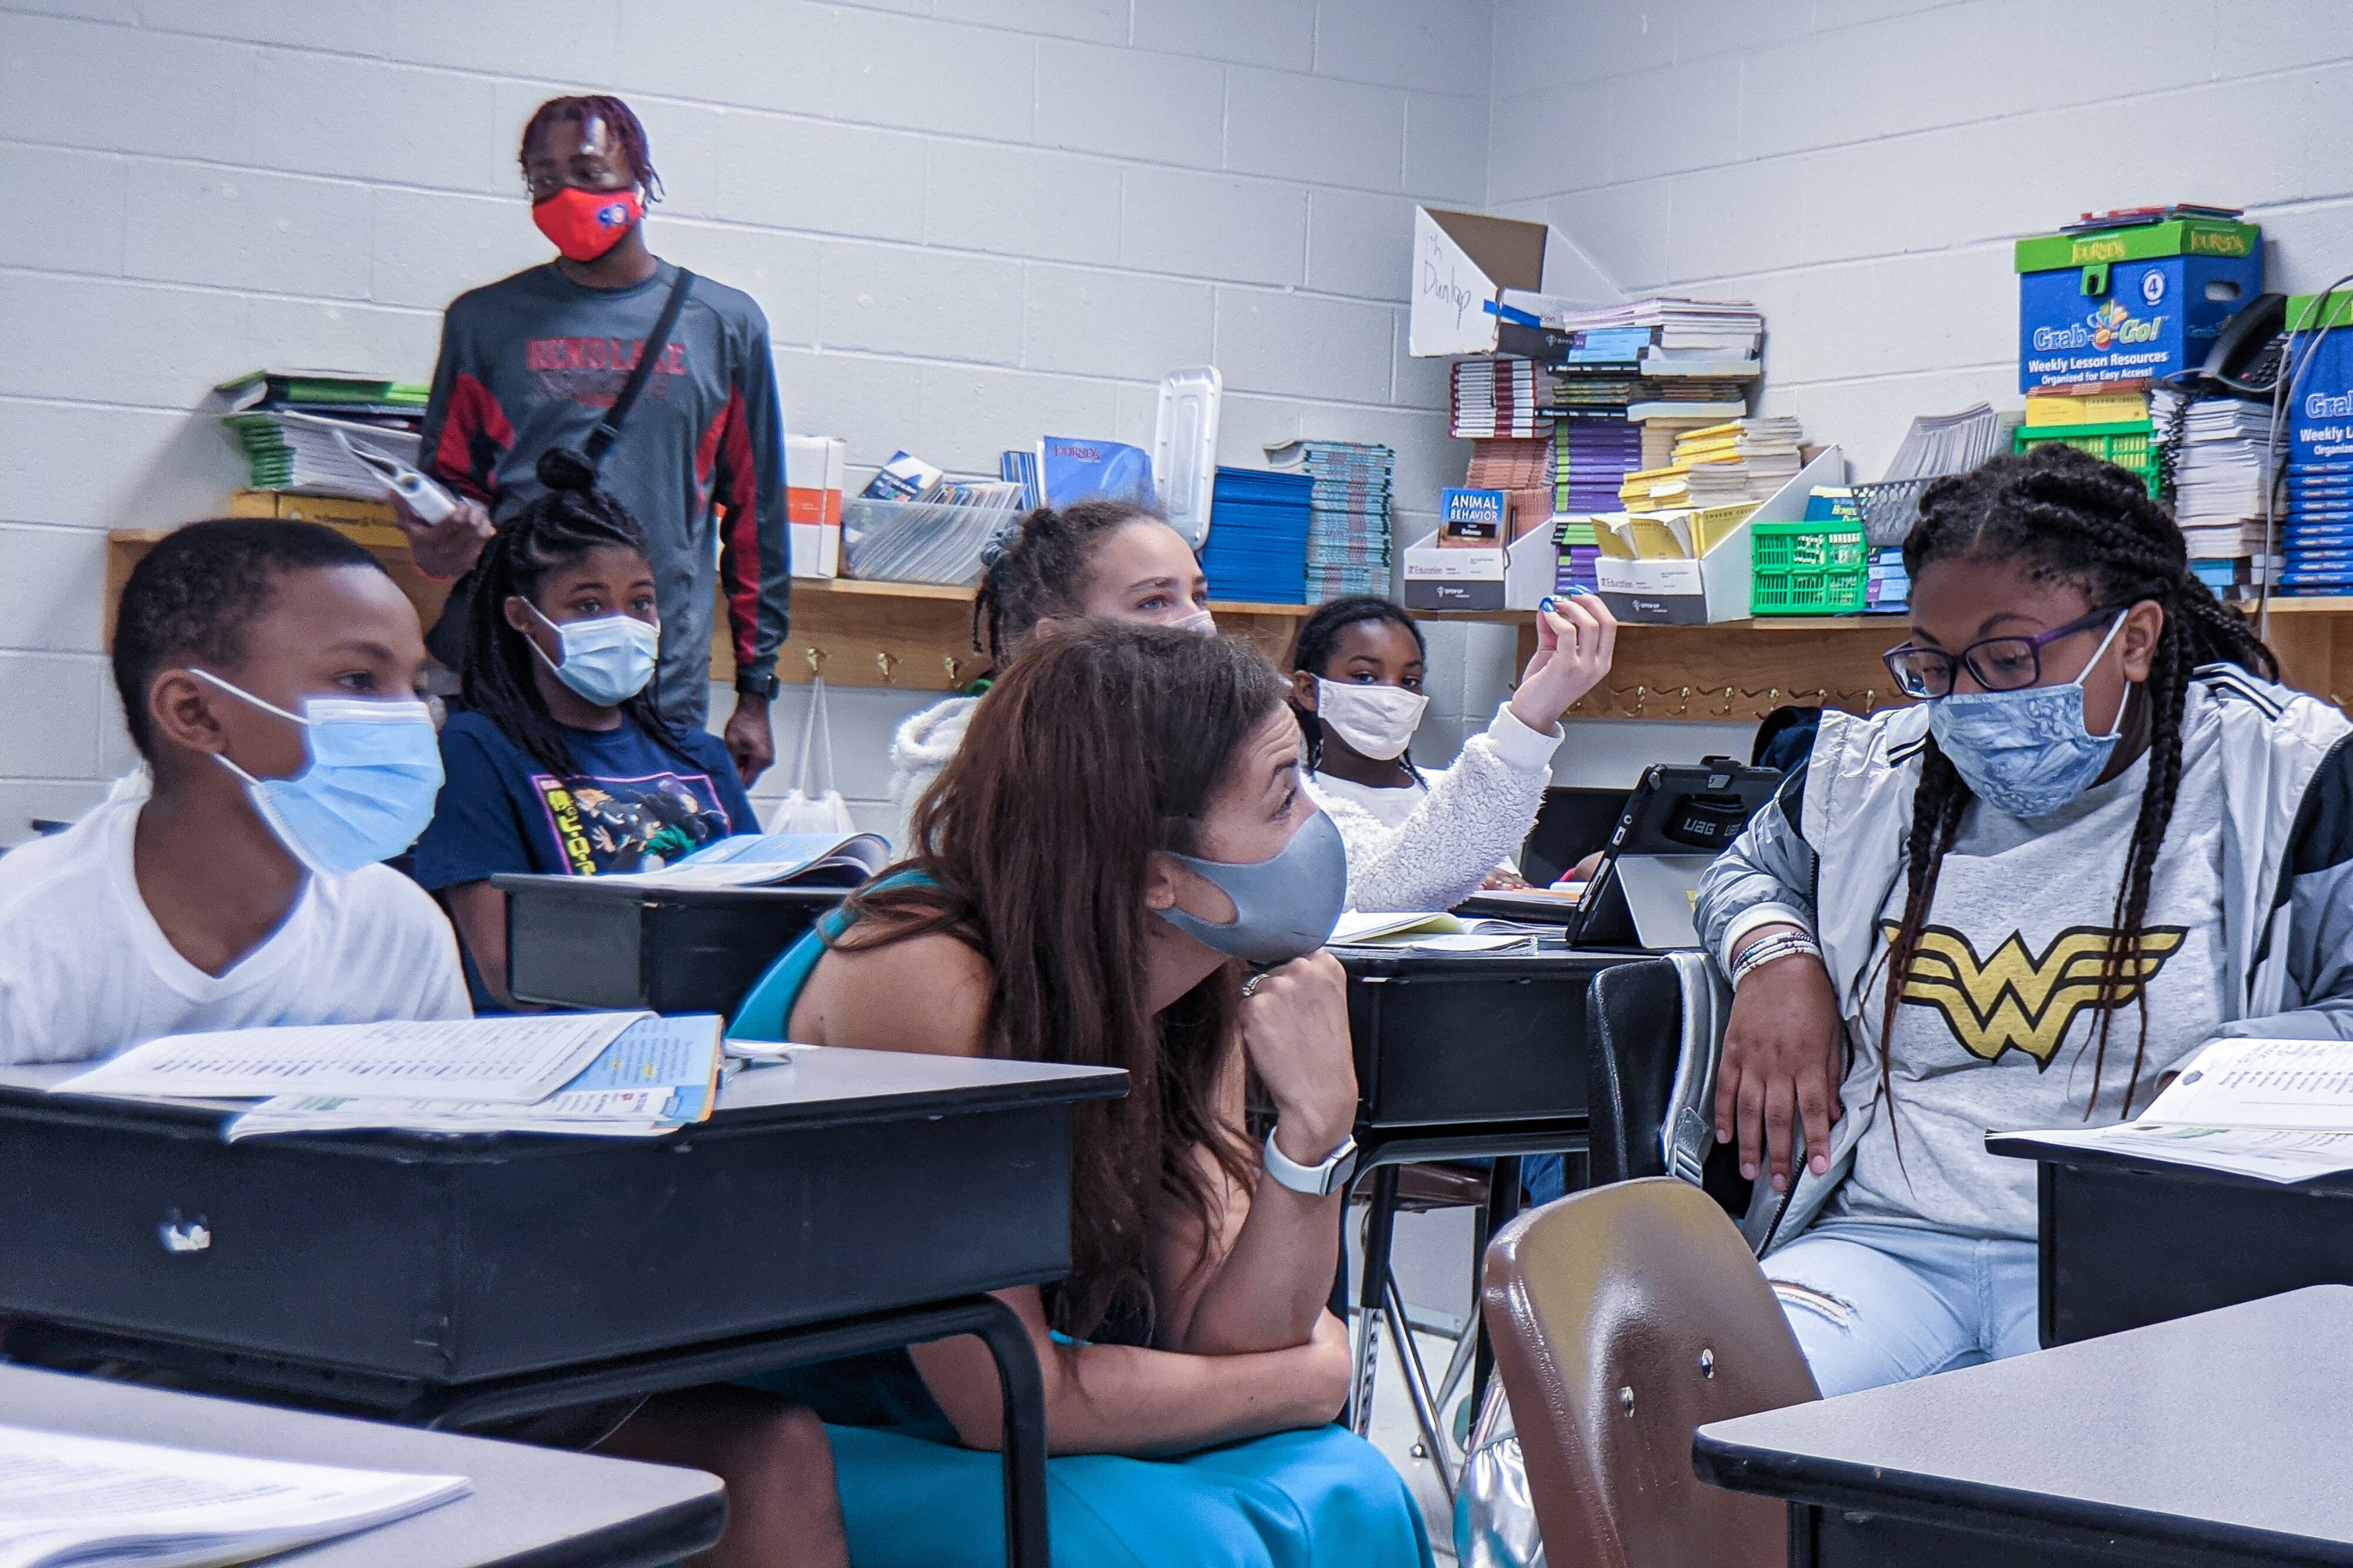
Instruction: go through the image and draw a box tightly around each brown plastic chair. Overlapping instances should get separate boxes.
[1481,1176,1819,1568]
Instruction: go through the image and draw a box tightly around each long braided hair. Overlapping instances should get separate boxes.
[971,498,1172,665]
[461,449,689,778]
[1289,594,1429,780]
[1879,443,2278,1119]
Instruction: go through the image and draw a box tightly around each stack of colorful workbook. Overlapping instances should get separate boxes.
[2153,388,2279,571]
[1465,436,1555,539]
[217,368,430,499]
[1202,468,1314,603]
[1552,413,1643,515]
[1673,417,1805,506]
[1553,517,1601,595]
[1451,358,1545,438]
[1268,440,1395,602]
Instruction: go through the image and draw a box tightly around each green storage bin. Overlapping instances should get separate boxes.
[1752,521,1869,616]
[2012,419,2160,498]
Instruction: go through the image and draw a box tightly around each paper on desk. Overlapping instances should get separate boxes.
[1999,1122,2353,1184]
[0,1423,468,1568]
[1326,913,1541,953]
[1998,1036,2353,1184]
[1329,912,1462,945]
[2137,1036,2353,1129]
[52,1013,646,1106]
[222,1015,724,1141]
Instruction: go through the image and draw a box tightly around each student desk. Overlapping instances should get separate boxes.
[1695,1285,2353,1566]
[0,1363,725,1566]
[1332,941,1644,1426]
[494,873,841,1015]
[0,1050,1126,1568]
[1987,1132,2353,1346]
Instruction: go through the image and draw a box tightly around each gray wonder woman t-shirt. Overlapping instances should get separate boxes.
[1832,723,2231,1242]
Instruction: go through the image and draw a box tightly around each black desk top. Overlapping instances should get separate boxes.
[0,1365,722,1566]
[492,872,850,909]
[0,1049,1127,1149]
[0,1047,1121,1390]
[1988,1129,2353,1195]
[1697,1285,2353,1561]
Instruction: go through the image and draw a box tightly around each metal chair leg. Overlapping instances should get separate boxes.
[1384,1271,1458,1502]
[1432,1306,1480,1427]
[1348,1165,1399,1436]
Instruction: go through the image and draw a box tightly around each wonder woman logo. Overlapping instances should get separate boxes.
[1882,922,2189,1067]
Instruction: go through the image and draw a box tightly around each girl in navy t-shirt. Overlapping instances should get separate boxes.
[414,454,758,1007]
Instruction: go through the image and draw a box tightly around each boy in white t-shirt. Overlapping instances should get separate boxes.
[0,519,469,1065]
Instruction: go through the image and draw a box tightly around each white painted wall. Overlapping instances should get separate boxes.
[0,0,1491,842]
[1488,0,2353,479]
[17,0,2353,840]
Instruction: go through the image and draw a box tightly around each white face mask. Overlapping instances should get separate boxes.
[1314,678,1428,762]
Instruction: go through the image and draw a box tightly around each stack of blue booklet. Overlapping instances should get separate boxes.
[1201,468,1314,604]
[2286,399,2353,594]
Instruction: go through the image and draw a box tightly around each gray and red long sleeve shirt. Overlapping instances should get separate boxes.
[418,258,789,724]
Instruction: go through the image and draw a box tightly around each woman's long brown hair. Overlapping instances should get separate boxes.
[834,622,1290,1337]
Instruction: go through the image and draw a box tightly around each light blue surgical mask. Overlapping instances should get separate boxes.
[1154,808,1349,966]
[1926,613,2132,818]
[194,671,444,877]
[524,601,660,707]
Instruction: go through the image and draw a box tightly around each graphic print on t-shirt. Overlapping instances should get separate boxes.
[1884,919,2190,1067]
[534,770,732,875]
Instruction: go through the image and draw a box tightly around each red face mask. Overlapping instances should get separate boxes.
[532,185,642,262]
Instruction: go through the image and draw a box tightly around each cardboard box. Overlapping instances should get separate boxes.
[1409,207,1619,359]
[2015,218,2261,393]
[1402,526,1507,610]
[1505,529,1559,610]
[1592,447,1848,625]
[786,435,846,579]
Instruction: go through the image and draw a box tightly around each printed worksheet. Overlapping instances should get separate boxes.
[52,1014,648,1105]
[2138,1037,2353,1129]
[0,1424,467,1568]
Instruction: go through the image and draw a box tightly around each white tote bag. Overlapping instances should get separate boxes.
[770,677,858,835]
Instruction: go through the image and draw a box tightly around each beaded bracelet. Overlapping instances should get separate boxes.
[1730,929,1822,989]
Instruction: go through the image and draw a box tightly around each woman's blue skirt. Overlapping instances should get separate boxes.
[824,1421,1435,1568]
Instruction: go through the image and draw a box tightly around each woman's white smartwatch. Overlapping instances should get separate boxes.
[1262,1129,1360,1197]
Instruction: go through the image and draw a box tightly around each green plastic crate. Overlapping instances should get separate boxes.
[1751,520,1869,616]
[2012,419,2160,498]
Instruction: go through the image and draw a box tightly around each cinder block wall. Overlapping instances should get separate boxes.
[15,1,2353,842]
[0,0,1489,841]
[1488,0,2353,478]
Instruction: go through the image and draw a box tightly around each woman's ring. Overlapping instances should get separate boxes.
[1241,972,1268,999]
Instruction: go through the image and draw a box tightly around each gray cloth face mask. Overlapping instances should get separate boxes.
[1153,808,1349,966]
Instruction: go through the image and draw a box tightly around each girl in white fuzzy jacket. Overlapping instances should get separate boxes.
[1290,592,1617,911]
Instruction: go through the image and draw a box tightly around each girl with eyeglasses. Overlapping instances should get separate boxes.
[1695,442,2353,1398]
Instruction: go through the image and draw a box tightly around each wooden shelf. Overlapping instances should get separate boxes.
[104,523,2353,713]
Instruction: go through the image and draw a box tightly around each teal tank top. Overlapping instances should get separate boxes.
[726,871,933,1042]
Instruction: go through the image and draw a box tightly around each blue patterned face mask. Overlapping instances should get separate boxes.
[194,671,444,877]
[1926,613,2130,818]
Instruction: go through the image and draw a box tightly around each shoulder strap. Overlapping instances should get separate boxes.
[583,267,695,466]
